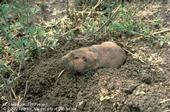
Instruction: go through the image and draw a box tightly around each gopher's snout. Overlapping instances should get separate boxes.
[72,58,86,74]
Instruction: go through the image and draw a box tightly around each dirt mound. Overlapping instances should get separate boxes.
[11,37,170,112]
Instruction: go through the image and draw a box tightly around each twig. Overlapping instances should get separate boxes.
[17,96,22,108]
[58,70,65,79]
[131,36,143,42]
[61,27,79,37]
[163,110,170,112]
[9,90,12,102]
[93,0,103,10]
[9,96,22,112]
[9,88,23,112]
[122,48,146,64]
[151,29,170,35]
[10,88,17,99]
[74,10,104,15]
[24,81,28,98]
[160,99,170,104]
[55,70,65,84]
[66,0,69,16]
[17,60,22,76]
[73,38,88,41]
[130,28,170,42]
[123,48,134,56]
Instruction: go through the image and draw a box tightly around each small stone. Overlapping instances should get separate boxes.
[77,101,86,109]
[141,74,152,84]
[107,81,115,90]
[123,84,138,94]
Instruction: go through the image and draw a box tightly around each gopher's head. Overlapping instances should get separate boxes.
[62,48,97,74]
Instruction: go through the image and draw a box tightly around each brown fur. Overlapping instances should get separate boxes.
[62,41,127,74]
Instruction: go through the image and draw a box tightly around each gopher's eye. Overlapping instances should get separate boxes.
[82,56,87,62]
[74,57,79,59]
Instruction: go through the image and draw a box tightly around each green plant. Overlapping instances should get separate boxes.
[156,33,170,47]
[0,0,44,93]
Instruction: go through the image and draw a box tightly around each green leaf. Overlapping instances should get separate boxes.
[0,46,3,54]
[30,7,41,14]
[0,4,11,15]
[10,22,23,30]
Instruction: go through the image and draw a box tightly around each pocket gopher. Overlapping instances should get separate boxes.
[62,41,127,74]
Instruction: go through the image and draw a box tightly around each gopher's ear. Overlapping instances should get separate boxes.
[89,50,98,61]
[70,51,80,59]
[86,51,97,61]
[62,51,73,61]
[88,49,97,60]
[70,51,75,58]
[61,55,67,64]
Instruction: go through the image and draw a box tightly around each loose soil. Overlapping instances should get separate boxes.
[16,38,170,112]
